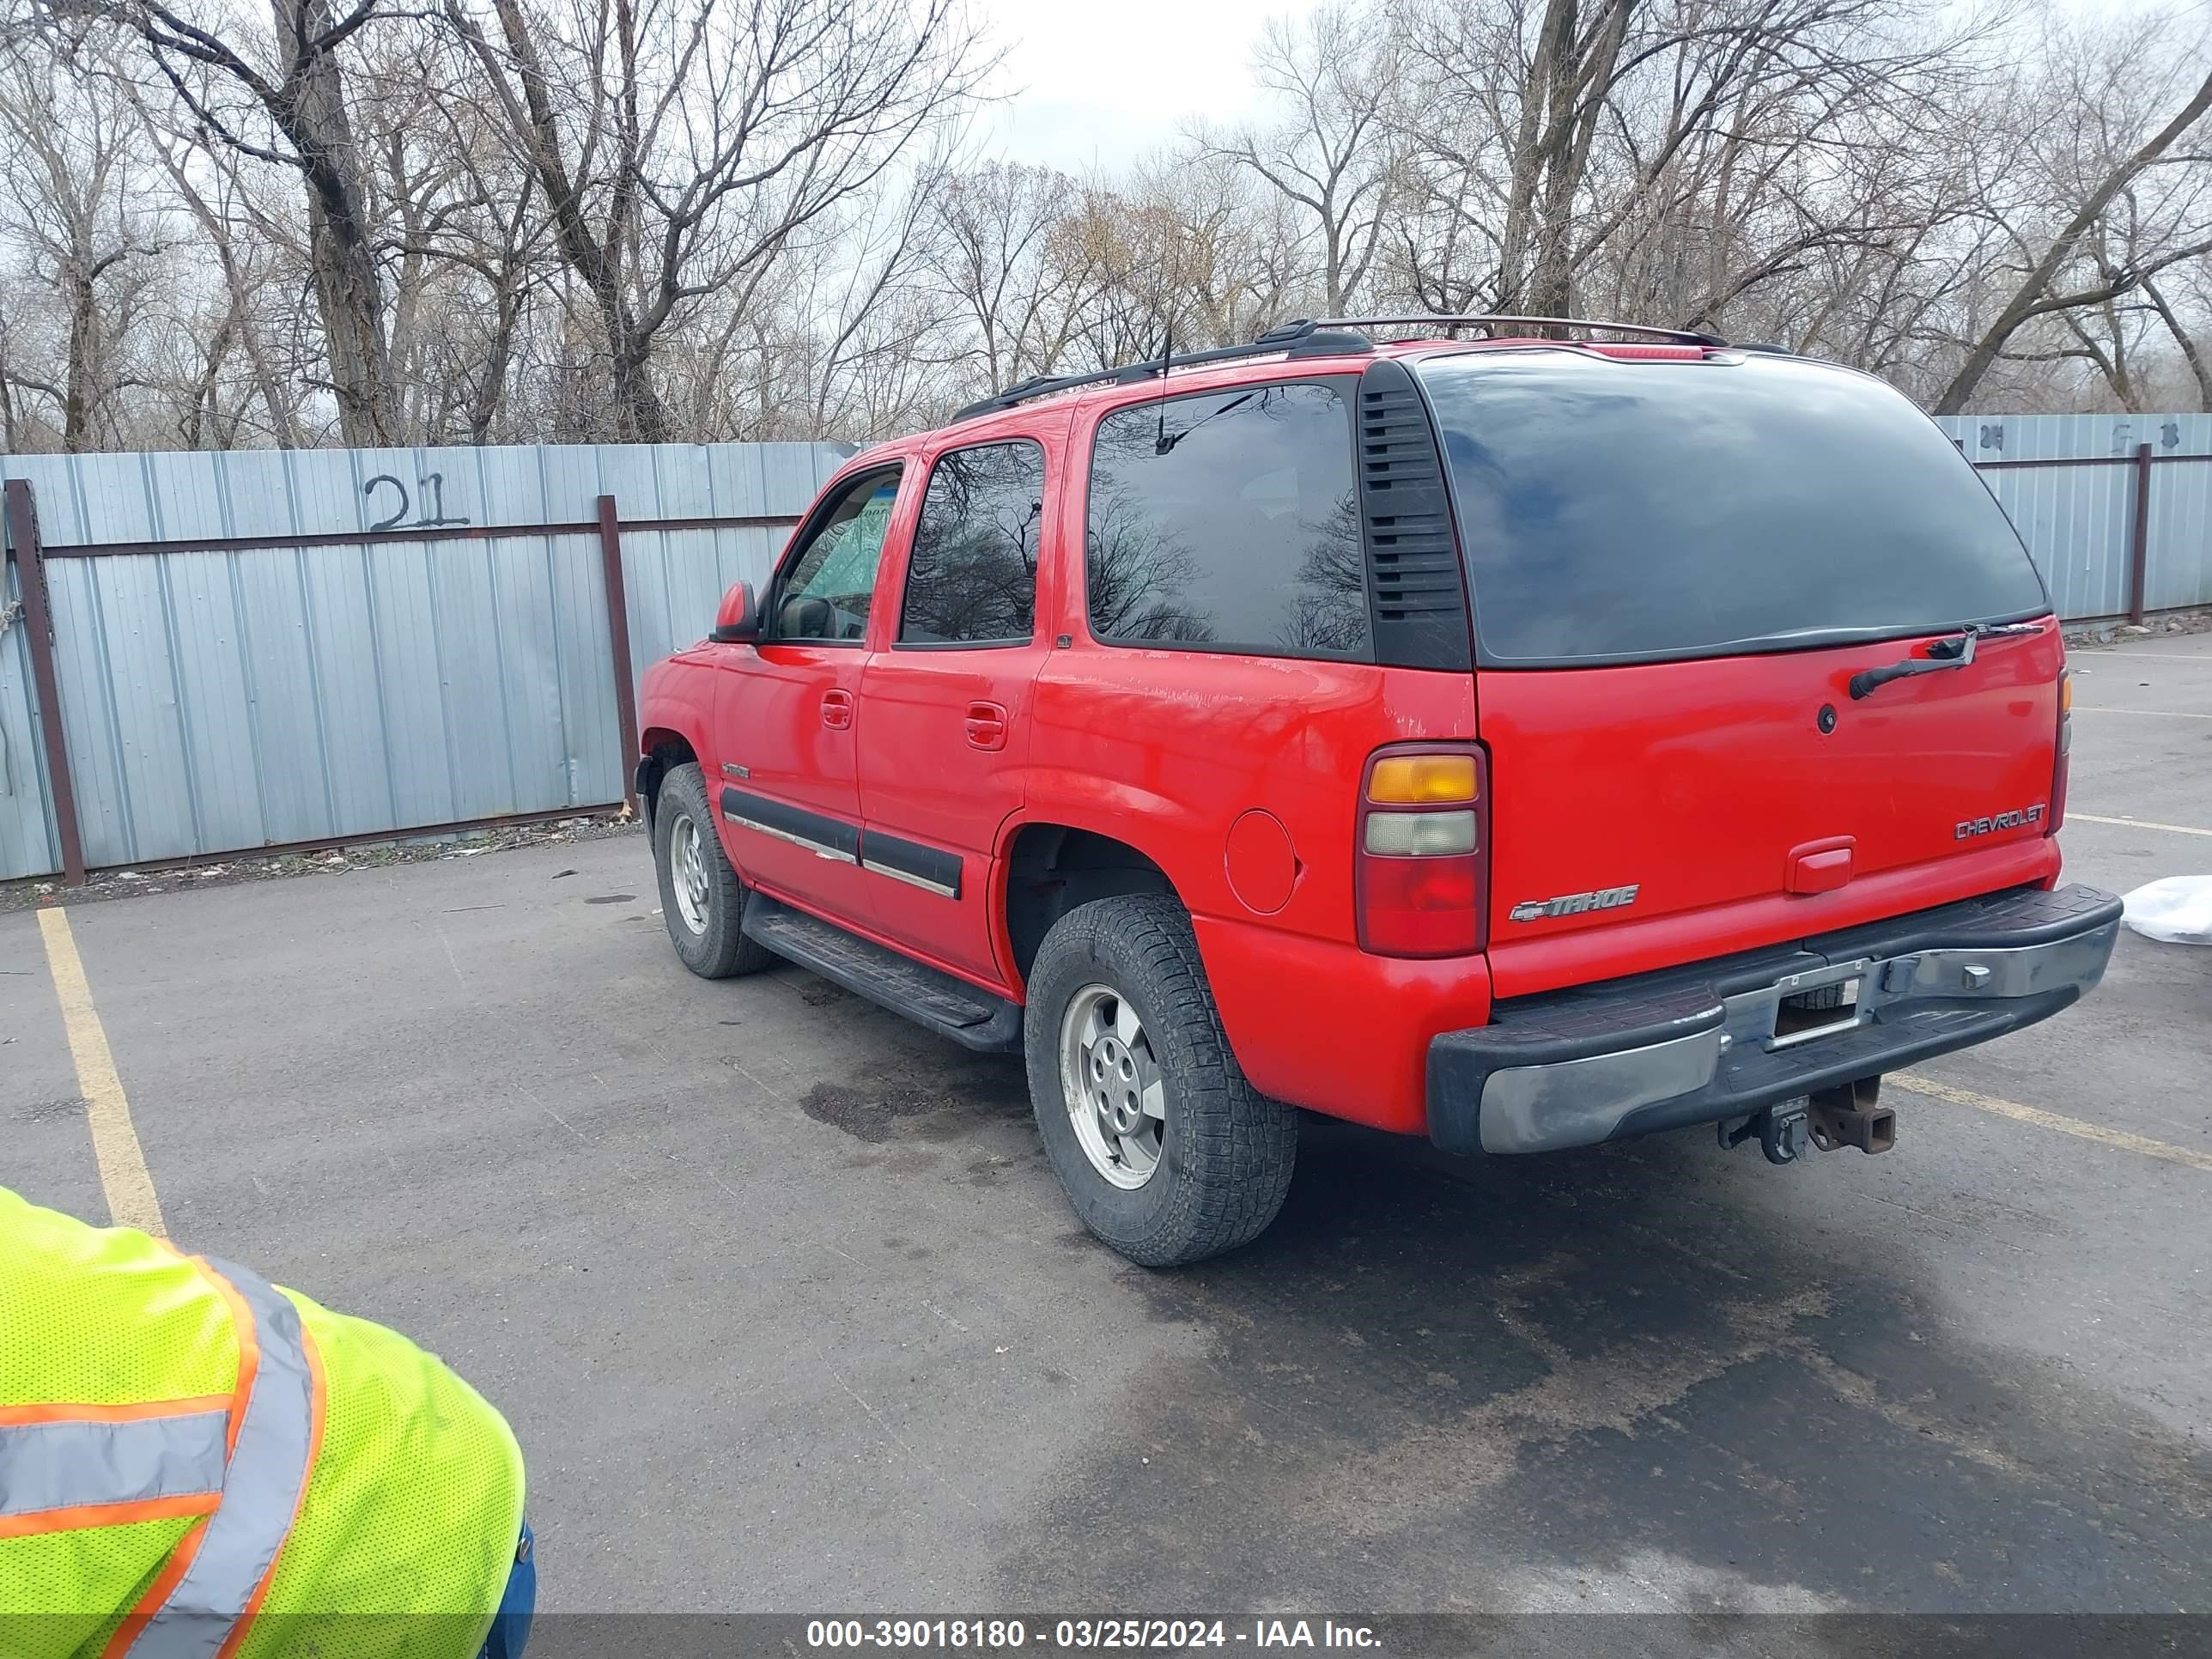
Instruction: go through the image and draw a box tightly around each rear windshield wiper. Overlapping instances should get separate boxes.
[1848,621,2045,701]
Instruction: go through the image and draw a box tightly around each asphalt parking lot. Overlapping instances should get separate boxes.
[4,633,2210,1626]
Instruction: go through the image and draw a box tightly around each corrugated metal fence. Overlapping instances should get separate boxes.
[3,416,2209,884]
[1,443,849,882]
[1930,413,2212,621]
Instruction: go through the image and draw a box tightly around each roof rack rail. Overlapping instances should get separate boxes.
[1317,314,1729,349]
[947,325,1375,424]
[945,311,1716,426]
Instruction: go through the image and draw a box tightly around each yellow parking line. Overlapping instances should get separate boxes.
[36,908,167,1236]
[1892,1073,2212,1174]
[2069,812,2212,838]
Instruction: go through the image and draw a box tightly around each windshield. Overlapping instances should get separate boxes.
[1415,351,2049,665]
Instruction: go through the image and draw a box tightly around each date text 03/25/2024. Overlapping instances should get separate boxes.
[804,1620,1382,1650]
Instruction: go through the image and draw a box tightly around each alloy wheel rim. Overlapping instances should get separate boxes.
[670,813,711,935]
[1059,983,1165,1189]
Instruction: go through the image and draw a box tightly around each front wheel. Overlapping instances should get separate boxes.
[1024,895,1297,1267]
[652,762,774,979]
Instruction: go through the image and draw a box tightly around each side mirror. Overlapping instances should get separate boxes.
[710,580,760,643]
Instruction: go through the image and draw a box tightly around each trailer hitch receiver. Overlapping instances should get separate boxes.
[1808,1076,1896,1154]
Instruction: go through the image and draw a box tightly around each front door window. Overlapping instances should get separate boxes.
[775,471,902,641]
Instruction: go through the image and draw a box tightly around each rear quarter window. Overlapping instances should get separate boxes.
[1085,380,1370,660]
[1414,353,2049,665]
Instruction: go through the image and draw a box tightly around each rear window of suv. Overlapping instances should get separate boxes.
[1415,352,2049,665]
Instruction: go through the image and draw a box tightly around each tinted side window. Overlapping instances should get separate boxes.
[1085,381,1370,659]
[775,470,902,641]
[900,441,1045,645]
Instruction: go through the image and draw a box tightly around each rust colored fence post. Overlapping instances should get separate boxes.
[3,479,88,886]
[596,494,641,811]
[2125,442,2154,625]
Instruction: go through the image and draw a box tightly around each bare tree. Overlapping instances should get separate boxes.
[47,0,410,441]
[127,90,314,446]
[1194,4,1399,313]
[1389,0,2002,325]
[0,39,162,448]
[1139,151,1310,344]
[922,160,1085,391]
[3,0,2210,452]
[2142,264,2212,410]
[1934,16,2212,412]
[441,0,994,441]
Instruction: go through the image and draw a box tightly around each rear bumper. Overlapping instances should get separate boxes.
[1426,884,2122,1155]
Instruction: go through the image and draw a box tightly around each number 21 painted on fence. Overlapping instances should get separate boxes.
[363,472,471,532]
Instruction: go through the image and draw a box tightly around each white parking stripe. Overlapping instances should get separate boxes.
[2073,706,2212,719]
[2069,813,2212,838]
[2072,651,2212,664]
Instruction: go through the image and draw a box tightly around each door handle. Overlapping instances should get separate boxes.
[964,701,1008,751]
[821,690,854,730]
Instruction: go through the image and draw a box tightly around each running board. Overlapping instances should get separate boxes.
[740,895,1023,1054]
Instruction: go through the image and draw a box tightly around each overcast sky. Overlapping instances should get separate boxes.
[971,0,1284,173]
[963,0,2156,173]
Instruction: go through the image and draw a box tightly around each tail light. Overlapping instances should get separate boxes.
[1356,744,1488,957]
[2047,667,2072,835]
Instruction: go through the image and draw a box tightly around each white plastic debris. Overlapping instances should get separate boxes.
[2120,876,2212,945]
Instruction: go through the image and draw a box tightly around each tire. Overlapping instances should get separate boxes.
[1024,894,1297,1267]
[652,763,774,979]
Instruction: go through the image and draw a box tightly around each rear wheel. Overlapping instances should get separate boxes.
[652,763,773,979]
[1024,894,1297,1267]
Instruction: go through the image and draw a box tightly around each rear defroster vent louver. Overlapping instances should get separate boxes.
[1356,358,1472,672]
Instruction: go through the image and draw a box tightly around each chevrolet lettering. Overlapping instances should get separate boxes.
[1956,804,2047,839]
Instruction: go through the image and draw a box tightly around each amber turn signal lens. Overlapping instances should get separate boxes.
[2059,670,2073,714]
[1367,753,1479,804]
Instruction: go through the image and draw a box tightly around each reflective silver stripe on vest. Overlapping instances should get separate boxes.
[125,1257,316,1659]
[0,1412,227,1517]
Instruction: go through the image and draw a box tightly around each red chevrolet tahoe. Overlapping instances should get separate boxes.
[635,316,2123,1266]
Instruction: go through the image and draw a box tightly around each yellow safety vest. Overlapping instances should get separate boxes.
[0,1188,526,1659]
